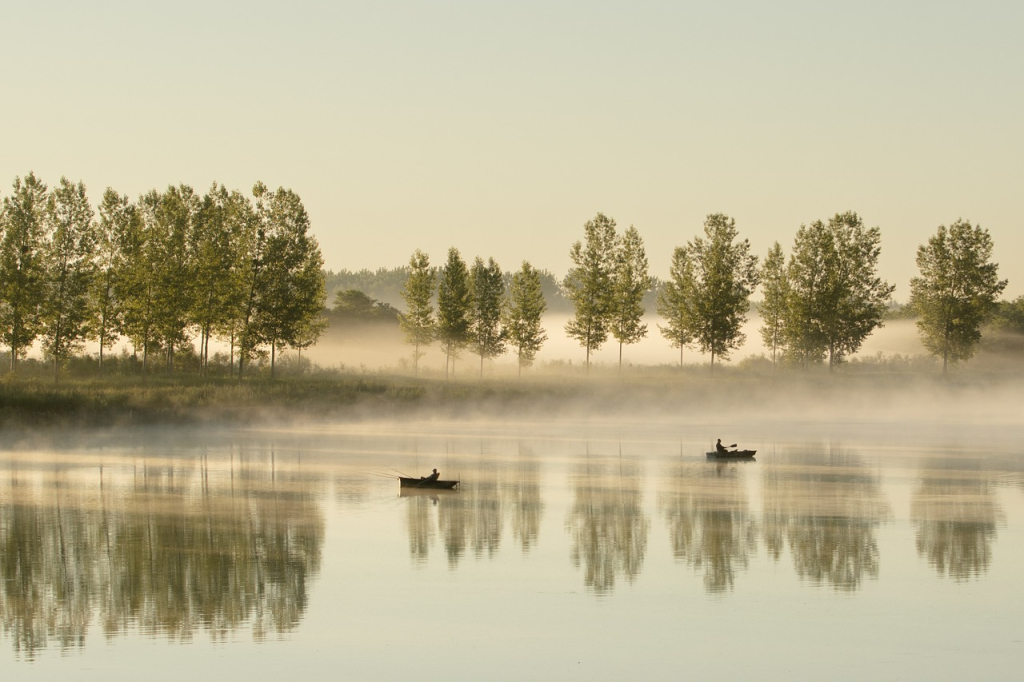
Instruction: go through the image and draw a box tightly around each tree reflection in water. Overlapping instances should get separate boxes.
[403,443,544,567]
[659,462,757,593]
[911,468,1004,581]
[0,448,324,659]
[761,445,890,591]
[501,445,543,553]
[566,457,649,595]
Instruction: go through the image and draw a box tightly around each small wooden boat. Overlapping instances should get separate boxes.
[706,450,757,460]
[399,476,460,490]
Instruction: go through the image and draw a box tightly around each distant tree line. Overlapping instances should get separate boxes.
[326,265,574,312]
[3,168,1011,380]
[392,211,1011,376]
[0,173,326,380]
[560,211,1009,374]
[398,250,548,377]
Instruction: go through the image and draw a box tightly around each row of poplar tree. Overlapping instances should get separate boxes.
[449,210,1004,374]
[399,250,549,377]
[0,173,326,380]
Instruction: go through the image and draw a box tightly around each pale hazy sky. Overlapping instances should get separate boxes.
[3,1,1022,298]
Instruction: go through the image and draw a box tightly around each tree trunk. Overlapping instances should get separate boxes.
[618,341,623,373]
[10,320,18,372]
[271,341,276,380]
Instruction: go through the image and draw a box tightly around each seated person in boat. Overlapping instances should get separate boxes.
[716,439,732,454]
[421,468,440,482]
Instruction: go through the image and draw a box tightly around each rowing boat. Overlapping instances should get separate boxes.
[398,476,460,490]
[708,448,757,458]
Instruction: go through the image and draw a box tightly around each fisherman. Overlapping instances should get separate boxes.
[421,468,440,482]
[716,439,732,454]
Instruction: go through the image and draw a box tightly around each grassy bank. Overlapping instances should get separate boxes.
[1,363,1021,429]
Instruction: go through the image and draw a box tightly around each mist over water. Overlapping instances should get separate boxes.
[2,413,1022,681]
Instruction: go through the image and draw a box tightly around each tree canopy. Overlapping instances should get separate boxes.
[683,214,759,368]
[910,220,1006,372]
[563,213,617,371]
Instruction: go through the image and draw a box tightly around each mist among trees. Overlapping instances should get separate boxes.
[1,172,1016,379]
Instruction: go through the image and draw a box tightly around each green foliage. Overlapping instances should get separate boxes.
[113,188,159,374]
[192,184,250,374]
[250,185,327,378]
[436,247,472,378]
[910,220,1006,372]
[610,225,653,368]
[91,189,129,371]
[469,256,507,375]
[399,250,436,375]
[326,266,412,308]
[147,185,200,370]
[656,246,697,366]
[786,212,894,368]
[504,261,547,374]
[41,177,97,381]
[990,296,1024,335]
[333,289,400,322]
[0,173,49,371]
[564,213,617,369]
[685,214,760,367]
[758,241,788,368]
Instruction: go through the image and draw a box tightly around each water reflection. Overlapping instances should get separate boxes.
[911,467,1004,581]
[565,456,649,595]
[0,448,323,659]
[659,462,757,593]
[761,445,890,591]
[402,444,545,567]
[501,445,543,553]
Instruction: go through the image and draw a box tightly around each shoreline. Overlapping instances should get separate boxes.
[1,369,1021,430]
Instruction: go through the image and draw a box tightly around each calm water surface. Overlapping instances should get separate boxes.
[2,418,1022,681]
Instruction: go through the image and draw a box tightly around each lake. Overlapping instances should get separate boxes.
[2,416,1022,681]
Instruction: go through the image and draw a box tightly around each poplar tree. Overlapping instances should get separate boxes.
[609,225,652,370]
[236,182,272,377]
[564,213,617,371]
[42,177,97,382]
[0,173,50,372]
[469,256,506,377]
[685,214,759,369]
[504,261,547,376]
[657,246,697,368]
[250,185,326,379]
[910,219,1006,373]
[436,247,471,379]
[143,185,198,373]
[92,189,129,374]
[758,241,788,371]
[192,184,247,374]
[786,212,894,369]
[399,249,436,376]
[116,192,159,377]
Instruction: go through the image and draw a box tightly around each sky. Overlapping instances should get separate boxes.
[2,0,1022,298]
